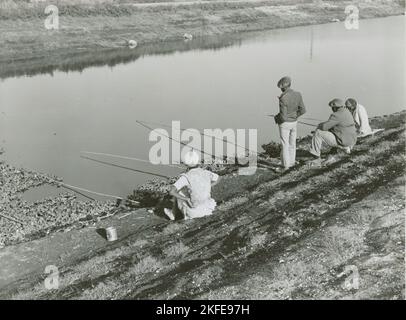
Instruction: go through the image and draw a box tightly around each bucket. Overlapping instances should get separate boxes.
[105,227,117,241]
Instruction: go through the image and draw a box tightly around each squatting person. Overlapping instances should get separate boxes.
[164,150,220,221]
[274,76,306,172]
[308,98,357,166]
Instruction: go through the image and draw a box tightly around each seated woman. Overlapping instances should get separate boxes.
[345,98,372,136]
[164,150,221,221]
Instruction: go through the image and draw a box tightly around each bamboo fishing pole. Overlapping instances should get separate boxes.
[54,181,140,206]
[80,155,172,179]
[47,176,140,205]
[136,120,228,163]
[137,119,263,158]
[0,212,24,225]
[298,121,318,127]
[136,120,277,168]
[266,114,317,127]
[268,114,323,122]
[80,151,184,169]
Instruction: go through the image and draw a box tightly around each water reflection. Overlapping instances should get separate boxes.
[1,34,244,80]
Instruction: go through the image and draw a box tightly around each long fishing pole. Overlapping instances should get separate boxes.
[54,181,140,205]
[81,155,172,179]
[301,117,323,122]
[0,212,24,225]
[266,114,317,127]
[137,119,262,158]
[80,151,184,169]
[298,121,317,127]
[56,182,96,201]
[136,120,228,163]
[136,120,279,168]
[47,177,140,204]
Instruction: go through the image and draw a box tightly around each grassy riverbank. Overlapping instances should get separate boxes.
[0,0,404,78]
[0,110,404,299]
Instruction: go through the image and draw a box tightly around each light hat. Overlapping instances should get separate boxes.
[328,98,344,108]
[182,150,200,167]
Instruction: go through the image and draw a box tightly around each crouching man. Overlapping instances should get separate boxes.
[164,150,220,221]
[308,98,357,166]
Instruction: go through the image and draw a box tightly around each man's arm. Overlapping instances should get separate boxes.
[318,114,340,131]
[297,93,306,117]
[278,97,289,122]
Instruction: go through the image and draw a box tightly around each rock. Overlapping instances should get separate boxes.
[128,40,138,49]
[183,33,193,41]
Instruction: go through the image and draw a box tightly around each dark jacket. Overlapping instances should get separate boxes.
[276,88,306,124]
[320,108,357,147]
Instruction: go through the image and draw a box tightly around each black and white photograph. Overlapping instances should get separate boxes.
[0,0,405,303]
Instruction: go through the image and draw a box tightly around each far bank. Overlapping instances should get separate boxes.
[0,0,404,78]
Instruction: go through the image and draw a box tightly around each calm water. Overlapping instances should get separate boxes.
[0,16,405,199]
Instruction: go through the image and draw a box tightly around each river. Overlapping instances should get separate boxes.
[0,15,404,200]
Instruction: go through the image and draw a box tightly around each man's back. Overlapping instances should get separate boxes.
[279,88,306,122]
[321,108,357,146]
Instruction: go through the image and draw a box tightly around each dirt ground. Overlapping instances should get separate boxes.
[0,111,404,299]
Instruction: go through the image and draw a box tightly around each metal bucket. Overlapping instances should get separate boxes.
[105,227,117,241]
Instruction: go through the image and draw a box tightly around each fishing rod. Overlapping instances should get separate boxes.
[136,120,229,163]
[46,176,140,205]
[136,120,280,168]
[0,212,24,225]
[57,181,96,201]
[81,155,172,179]
[269,114,322,122]
[301,117,323,122]
[54,181,140,206]
[298,121,317,127]
[136,119,263,158]
[80,151,184,169]
[266,114,317,127]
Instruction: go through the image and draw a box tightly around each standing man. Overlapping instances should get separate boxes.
[345,98,372,136]
[308,98,357,166]
[274,76,306,172]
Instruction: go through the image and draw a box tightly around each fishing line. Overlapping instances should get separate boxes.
[137,119,262,158]
[80,151,184,169]
[81,155,172,179]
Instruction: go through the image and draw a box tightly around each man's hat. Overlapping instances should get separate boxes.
[182,150,200,167]
[277,76,291,89]
[328,98,344,108]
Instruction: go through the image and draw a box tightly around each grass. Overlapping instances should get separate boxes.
[163,241,189,257]
[128,255,163,275]
[4,112,405,299]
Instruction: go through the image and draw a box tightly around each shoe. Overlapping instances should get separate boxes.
[342,146,351,154]
[307,158,322,168]
[323,156,338,165]
[274,167,289,173]
[163,208,175,221]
